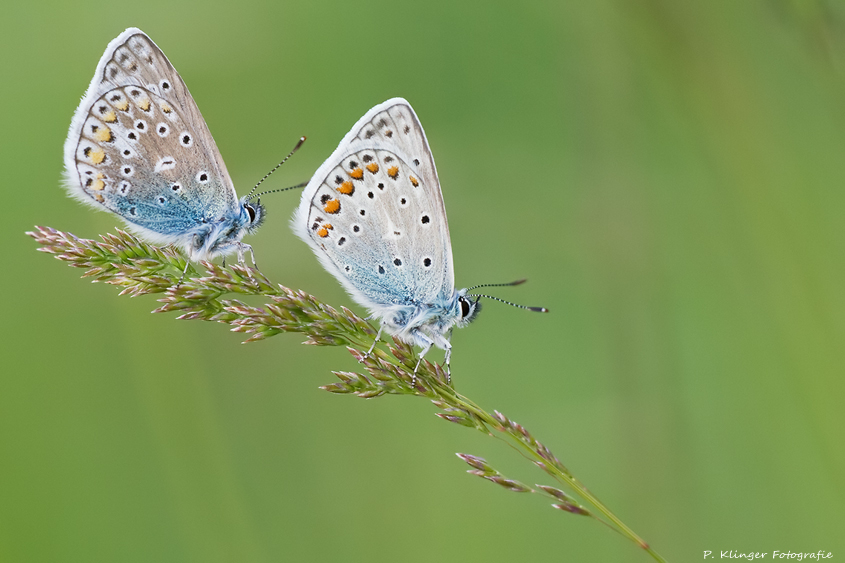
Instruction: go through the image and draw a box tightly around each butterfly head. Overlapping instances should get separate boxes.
[455,290,482,328]
[241,197,265,234]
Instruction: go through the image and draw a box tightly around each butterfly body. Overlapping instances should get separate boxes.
[63,28,263,262]
[294,98,480,370]
[384,291,480,361]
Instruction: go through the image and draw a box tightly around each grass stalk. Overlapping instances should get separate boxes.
[28,226,666,562]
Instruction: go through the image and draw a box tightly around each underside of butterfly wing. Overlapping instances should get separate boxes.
[295,98,456,310]
[63,28,244,256]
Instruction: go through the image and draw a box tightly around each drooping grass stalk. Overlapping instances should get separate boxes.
[28,226,666,562]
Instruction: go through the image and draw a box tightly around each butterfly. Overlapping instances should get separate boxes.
[293,98,546,380]
[63,28,266,270]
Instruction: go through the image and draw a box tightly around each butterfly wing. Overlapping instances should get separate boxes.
[294,98,455,311]
[63,28,238,245]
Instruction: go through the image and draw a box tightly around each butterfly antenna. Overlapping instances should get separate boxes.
[467,293,548,313]
[466,279,527,291]
[246,136,306,200]
[250,180,308,200]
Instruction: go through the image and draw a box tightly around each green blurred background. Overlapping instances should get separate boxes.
[2,1,844,561]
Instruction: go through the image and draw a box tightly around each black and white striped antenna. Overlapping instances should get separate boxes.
[246,136,307,201]
[466,279,548,312]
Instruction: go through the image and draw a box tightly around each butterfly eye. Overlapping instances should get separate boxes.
[245,204,256,223]
[459,297,471,318]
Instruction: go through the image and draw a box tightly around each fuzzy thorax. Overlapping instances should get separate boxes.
[378,289,481,351]
[181,197,264,261]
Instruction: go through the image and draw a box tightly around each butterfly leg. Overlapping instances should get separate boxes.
[246,244,259,270]
[176,258,191,288]
[443,341,453,385]
[361,325,383,362]
[236,242,262,282]
[412,333,434,389]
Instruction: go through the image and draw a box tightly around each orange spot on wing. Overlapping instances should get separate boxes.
[89,148,106,164]
[323,199,340,214]
[114,99,129,111]
[409,175,419,187]
[348,167,364,179]
[337,181,354,195]
[387,166,399,179]
[95,127,113,143]
[366,163,379,174]
[102,110,117,123]
[159,102,172,114]
[91,179,105,191]
[94,193,104,203]
[138,98,151,111]
[317,223,334,238]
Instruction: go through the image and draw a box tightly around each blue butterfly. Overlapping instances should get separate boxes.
[63,28,266,269]
[294,98,547,380]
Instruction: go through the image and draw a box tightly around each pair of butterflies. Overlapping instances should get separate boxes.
[64,28,546,377]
